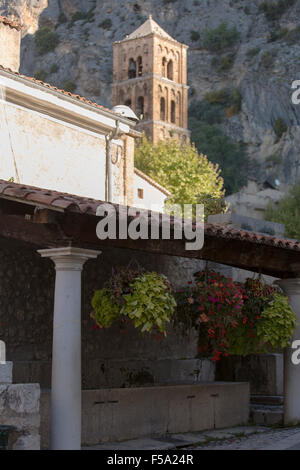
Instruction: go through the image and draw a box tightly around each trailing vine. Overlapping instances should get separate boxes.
[91,267,176,336]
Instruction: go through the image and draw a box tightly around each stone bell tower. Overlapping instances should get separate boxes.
[111,15,190,144]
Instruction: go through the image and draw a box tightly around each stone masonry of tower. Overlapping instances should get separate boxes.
[111,16,190,145]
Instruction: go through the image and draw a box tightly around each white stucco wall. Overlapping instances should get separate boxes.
[0,100,124,202]
[133,172,168,212]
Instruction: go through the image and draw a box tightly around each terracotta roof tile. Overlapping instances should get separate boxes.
[0,179,299,252]
[0,16,22,31]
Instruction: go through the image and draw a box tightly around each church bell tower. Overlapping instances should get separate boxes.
[111,15,190,144]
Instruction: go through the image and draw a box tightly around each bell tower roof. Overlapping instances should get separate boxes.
[124,15,175,42]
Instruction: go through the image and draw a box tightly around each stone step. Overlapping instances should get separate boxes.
[251,395,283,406]
[250,404,283,426]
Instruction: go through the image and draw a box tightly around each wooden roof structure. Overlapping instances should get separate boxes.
[0,179,299,278]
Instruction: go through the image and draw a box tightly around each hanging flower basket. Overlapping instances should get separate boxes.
[174,271,297,361]
[91,267,176,336]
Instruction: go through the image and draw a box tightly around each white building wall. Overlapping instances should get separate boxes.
[0,101,124,202]
[134,172,168,212]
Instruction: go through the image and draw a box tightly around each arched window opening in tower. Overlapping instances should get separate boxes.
[162,57,167,77]
[137,56,143,76]
[160,97,166,121]
[128,58,137,79]
[171,100,176,124]
[125,99,132,107]
[167,60,173,81]
[137,96,144,119]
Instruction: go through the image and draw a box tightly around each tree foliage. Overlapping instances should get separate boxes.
[189,119,248,195]
[203,22,240,52]
[265,182,300,241]
[34,28,60,55]
[134,135,226,218]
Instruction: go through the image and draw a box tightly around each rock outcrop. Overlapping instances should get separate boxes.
[0,0,300,189]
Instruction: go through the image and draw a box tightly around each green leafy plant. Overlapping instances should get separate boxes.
[174,270,246,361]
[203,88,241,114]
[265,182,300,241]
[203,22,240,52]
[62,80,77,93]
[188,119,248,195]
[227,277,278,355]
[257,293,297,348]
[91,288,120,328]
[56,12,67,27]
[190,30,200,41]
[246,47,260,58]
[135,134,226,217]
[273,117,288,139]
[34,70,47,82]
[268,27,289,42]
[261,51,275,68]
[91,268,176,336]
[121,273,176,333]
[70,7,95,26]
[266,154,283,165]
[175,274,297,360]
[259,0,296,21]
[217,53,236,72]
[98,18,112,30]
[34,28,60,55]
[50,64,59,74]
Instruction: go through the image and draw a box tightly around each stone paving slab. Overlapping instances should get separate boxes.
[192,426,300,450]
[83,438,175,451]
[170,433,208,445]
[83,426,270,451]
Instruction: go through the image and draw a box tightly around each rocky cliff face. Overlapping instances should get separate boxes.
[1,0,300,191]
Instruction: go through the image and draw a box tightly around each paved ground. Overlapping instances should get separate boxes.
[84,425,300,450]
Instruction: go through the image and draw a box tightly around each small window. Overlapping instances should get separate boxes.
[137,96,144,118]
[162,57,167,77]
[137,188,144,199]
[171,100,176,123]
[137,56,143,76]
[167,60,173,80]
[128,58,136,79]
[160,97,166,121]
[125,99,132,107]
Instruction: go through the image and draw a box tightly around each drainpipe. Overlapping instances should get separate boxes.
[105,120,121,203]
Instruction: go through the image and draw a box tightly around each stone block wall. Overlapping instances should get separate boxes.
[216,354,283,396]
[0,384,40,450]
[0,238,209,389]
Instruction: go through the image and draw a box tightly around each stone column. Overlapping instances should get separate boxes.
[276,279,300,425]
[38,247,101,450]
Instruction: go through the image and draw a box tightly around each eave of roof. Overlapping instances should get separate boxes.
[0,180,299,278]
[0,65,137,129]
[134,168,171,197]
[0,179,298,252]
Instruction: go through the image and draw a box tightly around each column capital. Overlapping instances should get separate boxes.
[276,278,300,296]
[38,247,101,272]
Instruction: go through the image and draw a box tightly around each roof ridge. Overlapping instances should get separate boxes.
[124,16,175,42]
